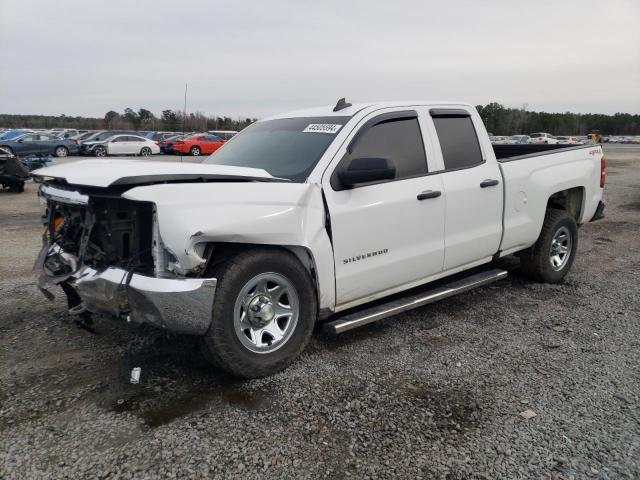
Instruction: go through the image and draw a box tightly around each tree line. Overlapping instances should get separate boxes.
[0,109,257,133]
[1,103,639,135]
[476,103,640,135]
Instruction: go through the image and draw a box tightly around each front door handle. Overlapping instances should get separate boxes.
[417,190,442,200]
[480,179,500,188]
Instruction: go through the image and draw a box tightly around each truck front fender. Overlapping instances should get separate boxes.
[123,182,336,310]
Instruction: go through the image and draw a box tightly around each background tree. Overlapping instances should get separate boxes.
[137,108,155,129]
[103,110,120,129]
[123,108,141,130]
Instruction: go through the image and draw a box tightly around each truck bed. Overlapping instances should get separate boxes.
[493,143,594,161]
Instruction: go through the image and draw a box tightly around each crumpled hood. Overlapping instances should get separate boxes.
[31,159,277,187]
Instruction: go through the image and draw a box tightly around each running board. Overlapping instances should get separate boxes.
[324,269,508,334]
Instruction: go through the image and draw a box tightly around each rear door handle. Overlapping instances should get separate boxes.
[417,190,442,200]
[480,179,500,188]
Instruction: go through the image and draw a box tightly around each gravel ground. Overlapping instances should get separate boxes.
[1,145,639,479]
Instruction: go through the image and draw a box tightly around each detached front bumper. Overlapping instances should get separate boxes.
[60,265,217,335]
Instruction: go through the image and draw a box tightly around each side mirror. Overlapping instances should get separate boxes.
[338,157,396,188]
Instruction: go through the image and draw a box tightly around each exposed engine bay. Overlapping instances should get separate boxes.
[38,185,155,283]
[34,181,218,335]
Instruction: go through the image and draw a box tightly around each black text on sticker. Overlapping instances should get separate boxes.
[303,124,342,134]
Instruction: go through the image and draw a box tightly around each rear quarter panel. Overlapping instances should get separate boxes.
[499,145,604,255]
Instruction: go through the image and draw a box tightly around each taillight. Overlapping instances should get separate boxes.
[600,157,606,188]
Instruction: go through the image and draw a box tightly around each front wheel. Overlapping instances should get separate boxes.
[202,248,317,378]
[54,146,69,157]
[94,145,107,157]
[140,147,152,156]
[519,209,578,283]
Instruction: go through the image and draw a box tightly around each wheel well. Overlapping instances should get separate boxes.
[546,187,584,222]
[203,242,320,312]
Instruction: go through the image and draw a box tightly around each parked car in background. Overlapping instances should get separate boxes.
[528,133,558,144]
[159,134,187,154]
[556,136,581,145]
[489,136,510,144]
[76,131,99,142]
[0,146,29,192]
[508,135,530,144]
[0,133,79,157]
[171,134,224,156]
[145,131,180,143]
[48,129,80,139]
[0,129,33,141]
[80,130,140,146]
[208,130,238,141]
[82,134,160,157]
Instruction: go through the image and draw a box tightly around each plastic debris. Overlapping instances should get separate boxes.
[130,367,141,384]
[519,409,537,419]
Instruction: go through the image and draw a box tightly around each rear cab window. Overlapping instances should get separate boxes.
[430,109,483,170]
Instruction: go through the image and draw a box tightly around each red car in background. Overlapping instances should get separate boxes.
[172,134,224,156]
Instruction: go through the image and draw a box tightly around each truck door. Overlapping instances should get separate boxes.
[429,109,503,270]
[323,110,446,309]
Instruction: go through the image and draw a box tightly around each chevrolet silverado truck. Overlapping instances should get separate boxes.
[32,100,606,378]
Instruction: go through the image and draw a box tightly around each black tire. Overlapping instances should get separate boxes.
[94,146,107,157]
[8,182,24,193]
[54,146,69,158]
[140,147,152,156]
[190,145,201,156]
[202,247,317,378]
[519,209,578,283]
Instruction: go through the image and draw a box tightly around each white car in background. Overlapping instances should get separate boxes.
[508,135,530,144]
[556,136,581,145]
[528,133,558,144]
[489,135,510,144]
[83,134,160,157]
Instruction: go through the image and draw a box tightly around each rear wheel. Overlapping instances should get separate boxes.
[94,145,107,157]
[54,146,69,157]
[140,147,152,156]
[190,145,201,156]
[202,248,317,378]
[519,209,578,283]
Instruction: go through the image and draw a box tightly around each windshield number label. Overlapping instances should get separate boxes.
[303,124,342,134]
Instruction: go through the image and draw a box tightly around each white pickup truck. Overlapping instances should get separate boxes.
[33,100,606,378]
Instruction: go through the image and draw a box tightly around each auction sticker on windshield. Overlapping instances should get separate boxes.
[303,124,342,134]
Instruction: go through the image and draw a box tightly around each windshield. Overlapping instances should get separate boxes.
[203,116,350,181]
[93,132,120,142]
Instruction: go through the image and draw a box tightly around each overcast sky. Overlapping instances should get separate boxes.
[1,0,638,118]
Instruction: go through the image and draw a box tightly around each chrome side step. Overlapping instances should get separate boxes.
[324,268,508,334]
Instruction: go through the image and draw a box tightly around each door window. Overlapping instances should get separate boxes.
[349,117,427,180]
[431,111,483,170]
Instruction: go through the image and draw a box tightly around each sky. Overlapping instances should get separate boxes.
[1,0,639,119]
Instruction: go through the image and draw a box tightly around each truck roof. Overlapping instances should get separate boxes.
[263,101,476,121]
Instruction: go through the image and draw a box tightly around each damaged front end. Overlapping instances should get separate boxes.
[35,183,217,335]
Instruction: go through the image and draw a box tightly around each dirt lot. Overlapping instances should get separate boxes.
[1,146,639,479]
